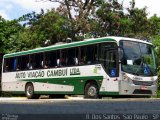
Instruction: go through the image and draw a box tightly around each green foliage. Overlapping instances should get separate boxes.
[95,1,123,36]
[16,9,68,50]
[33,10,68,44]
[0,17,23,53]
[95,0,152,38]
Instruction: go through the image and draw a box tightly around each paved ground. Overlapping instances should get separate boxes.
[0,97,160,114]
[0,97,160,120]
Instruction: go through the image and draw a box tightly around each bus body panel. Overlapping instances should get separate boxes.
[2,65,104,94]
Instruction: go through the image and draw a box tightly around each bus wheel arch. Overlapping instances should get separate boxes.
[25,82,39,99]
[84,80,99,99]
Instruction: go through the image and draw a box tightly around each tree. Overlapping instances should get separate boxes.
[37,0,104,40]
[96,0,124,36]
[0,16,23,53]
[17,9,68,48]
[128,7,151,39]
[149,15,160,74]
[95,0,152,39]
[149,14,160,36]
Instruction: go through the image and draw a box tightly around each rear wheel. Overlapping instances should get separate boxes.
[84,82,99,99]
[25,83,39,99]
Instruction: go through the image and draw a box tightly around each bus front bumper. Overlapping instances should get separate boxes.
[119,81,157,96]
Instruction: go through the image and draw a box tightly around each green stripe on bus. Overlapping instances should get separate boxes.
[23,76,103,94]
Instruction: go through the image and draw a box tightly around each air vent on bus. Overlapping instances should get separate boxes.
[133,80,153,86]
[133,89,152,94]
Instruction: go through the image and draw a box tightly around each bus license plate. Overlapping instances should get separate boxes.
[140,86,147,90]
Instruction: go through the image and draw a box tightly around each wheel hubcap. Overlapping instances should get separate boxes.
[88,86,97,97]
[27,86,33,96]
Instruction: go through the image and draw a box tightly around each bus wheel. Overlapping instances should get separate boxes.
[84,82,99,99]
[25,83,39,99]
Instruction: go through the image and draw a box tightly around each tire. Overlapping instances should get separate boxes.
[25,83,39,99]
[84,82,99,99]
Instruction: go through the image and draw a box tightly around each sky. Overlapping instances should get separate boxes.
[0,0,160,20]
[0,0,59,20]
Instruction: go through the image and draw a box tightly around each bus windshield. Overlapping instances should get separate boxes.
[120,40,157,76]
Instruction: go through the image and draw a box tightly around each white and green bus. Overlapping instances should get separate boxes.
[1,36,158,99]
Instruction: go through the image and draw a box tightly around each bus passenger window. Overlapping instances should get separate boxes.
[60,50,67,66]
[21,55,29,70]
[16,57,21,70]
[49,51,57,67]
[4,58,14,72]
[67,47,79,66]
[56,51,60,67]
[80,46,87,65]
[74,57,78,65]
[44,51,58,68]
[28,53,43,70]
[13,58,17,71]
[86,45,97,64]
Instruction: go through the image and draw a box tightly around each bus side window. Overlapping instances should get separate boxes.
[49,51,57,68]
[34,53,43,69]
[3,58,8,72]
[4,58,14,72]
[79,44,98,65]
[44,52,51,68]
[22,55,29,70]
[56,51,60,67]
[60,50,67,66]
[44,51,58,68]
[13,58,17,71]
[86,45,97,64]
[67,47,79,66]
[28,53,43,70]
[79,46,87,65]
[17,57,20,70]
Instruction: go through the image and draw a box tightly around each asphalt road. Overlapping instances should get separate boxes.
[0,97,160,114]
[0,97,160,120]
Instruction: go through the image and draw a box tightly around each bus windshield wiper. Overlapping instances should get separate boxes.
[134,60,143,76]
[134,57,153,76]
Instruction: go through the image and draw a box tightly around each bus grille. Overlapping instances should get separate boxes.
[133,80,153,86]
[133,89,152,94]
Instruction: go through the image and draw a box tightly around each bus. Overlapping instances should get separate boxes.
[1,36,158,99]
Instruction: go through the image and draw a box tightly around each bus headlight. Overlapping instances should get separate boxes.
[122,73,133,84]
[127,77,133,84]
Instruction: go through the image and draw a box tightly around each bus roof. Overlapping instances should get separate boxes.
[4,36,152,58]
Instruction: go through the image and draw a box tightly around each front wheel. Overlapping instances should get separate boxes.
[84,82,99,99]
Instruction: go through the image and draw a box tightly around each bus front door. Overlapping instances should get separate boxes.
[103,48,119,92]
